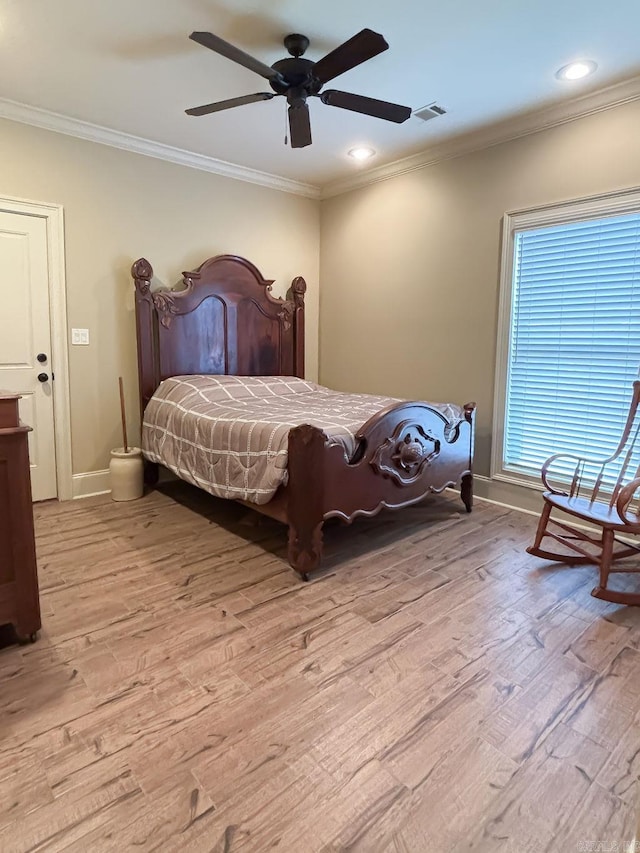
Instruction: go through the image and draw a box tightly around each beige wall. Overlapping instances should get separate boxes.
[4,98,640,495]
[0,118,320,478]
[319,99,640,482]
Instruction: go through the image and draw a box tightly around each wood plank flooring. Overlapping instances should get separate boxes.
[1,482,640,851]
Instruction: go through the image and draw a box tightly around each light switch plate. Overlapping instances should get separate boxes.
[71,328,89,345]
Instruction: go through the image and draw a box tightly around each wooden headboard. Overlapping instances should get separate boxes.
[132,254,306,417]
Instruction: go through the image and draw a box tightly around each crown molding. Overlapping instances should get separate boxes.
[4,74,640,204]
[321,75,640,199]
[0,97,321,200]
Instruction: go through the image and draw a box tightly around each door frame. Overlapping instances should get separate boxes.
[0,194,72,500]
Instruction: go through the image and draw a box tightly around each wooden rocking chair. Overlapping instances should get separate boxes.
[528,380,640,606]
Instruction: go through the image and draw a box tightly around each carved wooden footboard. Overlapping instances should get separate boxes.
[286,401,475,578]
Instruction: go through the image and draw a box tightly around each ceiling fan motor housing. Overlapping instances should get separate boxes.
[269,57,321,100]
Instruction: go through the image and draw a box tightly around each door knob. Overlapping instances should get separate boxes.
[37,353,48,363]
[37,373,49,383]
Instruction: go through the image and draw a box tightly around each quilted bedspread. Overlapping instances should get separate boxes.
[142,375,463,505]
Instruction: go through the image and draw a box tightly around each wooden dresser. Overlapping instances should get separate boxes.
[0,393,41,643]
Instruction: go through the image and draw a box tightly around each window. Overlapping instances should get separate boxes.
[492,189,640,487]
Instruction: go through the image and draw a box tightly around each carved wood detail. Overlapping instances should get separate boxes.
[371,421,440,485]
[290,276,306,380]
[321,401,475,527]
[132,258,159,418]
[286,424,326,580]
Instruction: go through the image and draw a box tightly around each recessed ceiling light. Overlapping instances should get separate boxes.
[555,60,598,81]
[348,147,376,162]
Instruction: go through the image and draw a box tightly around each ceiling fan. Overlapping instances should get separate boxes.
[185,29,412,148]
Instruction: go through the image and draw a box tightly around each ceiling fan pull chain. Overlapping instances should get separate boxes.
[284,101,289,146]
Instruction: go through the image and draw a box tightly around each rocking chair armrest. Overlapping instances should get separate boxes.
[540,453,580,493]
[541,450,615,493]
[615,477,640,524]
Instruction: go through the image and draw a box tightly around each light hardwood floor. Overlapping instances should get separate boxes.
[1,483,640,852]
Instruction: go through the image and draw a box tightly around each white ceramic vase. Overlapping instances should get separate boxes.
[109,447,144,501]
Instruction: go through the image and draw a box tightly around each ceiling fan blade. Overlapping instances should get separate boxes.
[186,93,275,116]
[312,29,388,84]
[320,90,411,123]
[189,31,282,82]
[288,104,312,148]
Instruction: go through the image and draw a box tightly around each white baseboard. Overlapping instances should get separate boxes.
[71,465,175,499]
[72,469,110,499]
[472,474,544,517]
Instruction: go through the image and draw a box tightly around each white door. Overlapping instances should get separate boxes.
[0,210,57,501]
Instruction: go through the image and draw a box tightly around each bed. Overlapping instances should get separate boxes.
[132,254,475,579]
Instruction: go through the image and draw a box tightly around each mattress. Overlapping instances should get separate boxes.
[142,375,464,505]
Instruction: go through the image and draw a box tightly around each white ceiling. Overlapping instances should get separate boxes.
[2,0,640,188]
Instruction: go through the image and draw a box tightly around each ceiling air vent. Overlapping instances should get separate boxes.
[414,103,447,122]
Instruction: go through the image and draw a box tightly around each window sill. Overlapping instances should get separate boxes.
[490,471,545,492]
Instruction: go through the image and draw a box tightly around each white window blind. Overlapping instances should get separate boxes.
[501,209,640,481]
